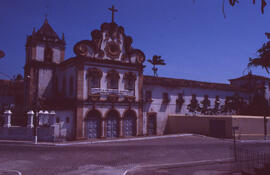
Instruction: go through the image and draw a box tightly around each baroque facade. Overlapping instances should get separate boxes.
[23,16,270,140]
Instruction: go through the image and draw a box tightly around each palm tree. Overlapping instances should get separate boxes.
[147,55,166,77]
[248,33,270,73]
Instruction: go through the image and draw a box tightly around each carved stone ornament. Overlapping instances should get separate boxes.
[105,41,121,59]
[74,40,95,58]
[106,69,120,80]
[125,96,135,103]
[107,94,119,102]
[89,94,100,102]
[73,22,145,64]
[124,72,137,80]
[87,68,103,78]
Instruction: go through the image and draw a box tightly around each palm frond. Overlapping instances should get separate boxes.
[147,59,153,64]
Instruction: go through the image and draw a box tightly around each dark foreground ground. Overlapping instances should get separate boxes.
[0,135,269,175]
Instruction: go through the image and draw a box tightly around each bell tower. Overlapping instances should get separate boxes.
[24,17,65,110]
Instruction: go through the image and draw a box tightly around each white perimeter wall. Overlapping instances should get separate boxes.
[142,84,250,135]
[55,110,74,139]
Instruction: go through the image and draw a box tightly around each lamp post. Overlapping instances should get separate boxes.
[26,74,41,144]
[232,126,239,161]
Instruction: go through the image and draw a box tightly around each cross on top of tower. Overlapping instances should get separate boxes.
[108,5,118,23]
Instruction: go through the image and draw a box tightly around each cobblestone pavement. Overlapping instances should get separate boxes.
[0,135,268,175]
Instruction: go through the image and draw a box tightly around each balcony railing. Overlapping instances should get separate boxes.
[90,88,134,97]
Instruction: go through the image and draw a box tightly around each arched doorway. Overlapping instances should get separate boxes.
[123,110,137,137]
[106,110,120,138]
[86,110,101,139]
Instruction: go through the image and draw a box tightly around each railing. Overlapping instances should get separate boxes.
[91,88,134,97]
[235,146,270,173]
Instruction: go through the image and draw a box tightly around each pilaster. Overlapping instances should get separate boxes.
[75,64,85,139]
[137,69,144,135]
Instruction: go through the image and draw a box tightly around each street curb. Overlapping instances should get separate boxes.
[0,134,194,146]
[0,169,22,175]
[123,158,234,175]
[55,133,194,146]
[0,133,268,146]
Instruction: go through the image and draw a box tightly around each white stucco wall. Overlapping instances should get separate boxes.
[36,45,44,61]
[55,110,74,140]
[38,69,53,98]
[142,84,250,135]
[52,48,61,63]
[265,80,270,101]
[57,66,76,98]
[35,44,61,63]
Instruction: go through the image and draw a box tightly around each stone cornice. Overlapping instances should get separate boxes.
[58,56,145,70]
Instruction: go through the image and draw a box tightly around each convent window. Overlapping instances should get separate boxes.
[106,69,120,89]
[124,72,136,90]
[44,46,53,62]
[162,92,170,104]
[87,68,103,95]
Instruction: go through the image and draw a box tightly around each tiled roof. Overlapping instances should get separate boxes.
[143,75,247,92]
[229,74,270,81]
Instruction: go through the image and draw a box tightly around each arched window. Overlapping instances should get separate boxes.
[106,69,120,89]
[69,76,74,96]
[88,68,102,89]
[124,72,136,90]
[44,46,53,62]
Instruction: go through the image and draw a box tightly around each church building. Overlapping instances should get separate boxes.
[23,7,270,140]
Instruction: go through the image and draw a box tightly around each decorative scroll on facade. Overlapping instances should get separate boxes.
[73,22,145,64]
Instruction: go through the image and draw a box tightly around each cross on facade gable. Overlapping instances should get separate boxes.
[108,5,118,23]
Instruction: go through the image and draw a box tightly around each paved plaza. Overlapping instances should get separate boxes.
[0,135,269,175]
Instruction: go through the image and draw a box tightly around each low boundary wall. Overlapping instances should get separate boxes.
[0,125,61,142]
[165,115,270,139]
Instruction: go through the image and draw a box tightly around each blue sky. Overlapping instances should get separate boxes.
[0,0,270,83]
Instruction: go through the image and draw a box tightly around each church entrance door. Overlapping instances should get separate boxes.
[147,113,157,136]
[123,110,136,137]
[86,110,101,139]
[106,110,120,138]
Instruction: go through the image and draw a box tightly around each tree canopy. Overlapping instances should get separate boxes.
[227,0,267,14]
[147,55,166,77]
[217,0,267,18]
[248,33,270,73]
